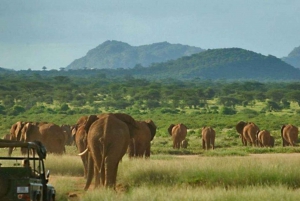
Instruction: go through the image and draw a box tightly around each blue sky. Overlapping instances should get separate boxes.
[1,0,299,70]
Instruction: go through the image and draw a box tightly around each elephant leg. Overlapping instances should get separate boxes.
[104,157,119,188]
[202,139,205,150]
[145,143,151,158]
[211,138,215,150]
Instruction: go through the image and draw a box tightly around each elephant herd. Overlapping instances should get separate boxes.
[7,121,72,155]
[4,116,298,191]
[168,124,215,150]
[236,121,299,147]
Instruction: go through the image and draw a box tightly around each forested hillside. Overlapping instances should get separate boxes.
[132,48,300,80]
[66,40,204,70]
[282,46,300,69]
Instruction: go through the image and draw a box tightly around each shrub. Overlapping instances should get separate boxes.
[219,107,236,115]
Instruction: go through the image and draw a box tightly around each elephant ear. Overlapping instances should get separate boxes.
[84,115,99,134]
[145,120,157,141]
[236,121,247,135]
[168,124,175,136]
[113,113,138,138]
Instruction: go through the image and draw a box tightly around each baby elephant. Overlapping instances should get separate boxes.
[181,139,188,148]
[257,130,274,147]
[201,126,215,150]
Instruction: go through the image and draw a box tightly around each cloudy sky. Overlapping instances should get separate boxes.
[1,0,300,70]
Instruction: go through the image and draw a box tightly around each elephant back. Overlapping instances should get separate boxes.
[113,113,138,138]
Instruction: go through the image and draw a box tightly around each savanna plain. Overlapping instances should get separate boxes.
[2,100,300,200]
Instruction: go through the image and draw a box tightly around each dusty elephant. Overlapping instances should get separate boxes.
[256,130,274,147]
[281,124,298,146]
[201,126,215,150]
[79,113,138,190]
[20,122,66,154]
[236,121,259,146]
[181,139,188,149]
[72,115,89,178]
[168,123,187,149]
[128,119,157,158]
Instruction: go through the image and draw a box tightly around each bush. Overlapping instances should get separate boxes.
[219,107,237,115]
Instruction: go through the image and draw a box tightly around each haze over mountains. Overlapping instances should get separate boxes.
[1,40,300,81]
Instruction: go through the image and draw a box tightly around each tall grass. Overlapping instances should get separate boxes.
[41,153,300,201]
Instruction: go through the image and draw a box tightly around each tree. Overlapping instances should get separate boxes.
[42,66,47,71]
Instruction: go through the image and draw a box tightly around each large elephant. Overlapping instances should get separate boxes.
[127,119,156,158]
[79,113,138,190]
[256,130,274,147]
[236,121,259,146]
[201,126,215,150]
[20,122,65,154]
[168,123,187,149]
[281,124,298,146]
[72,115,89,178]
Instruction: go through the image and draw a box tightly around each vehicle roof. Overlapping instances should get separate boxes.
[0,139,47,159]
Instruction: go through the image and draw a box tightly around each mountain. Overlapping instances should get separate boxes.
[282,46,300,68]
[126,48,300,81]
[65,40,205,70]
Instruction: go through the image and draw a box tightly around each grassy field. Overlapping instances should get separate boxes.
[1,100,300,200]
[44,150,300,201]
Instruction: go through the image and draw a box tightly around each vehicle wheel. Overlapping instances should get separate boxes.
[0,173,10,198]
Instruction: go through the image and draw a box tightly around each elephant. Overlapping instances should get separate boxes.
[20,122,66,154]
[78,113,138,190]
[168,123,187,149]
[2,134,10,140]
[61,124,74,145]
[201,126,215,150]
[256,130,274,147]
[127,119,156,158]
[8,121,28,155]
[72,115,89,178]
[236,121,259,146]
[181,139,188,149]
[281,124,298,146]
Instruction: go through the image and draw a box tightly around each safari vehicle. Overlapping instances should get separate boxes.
[0,139,56,201]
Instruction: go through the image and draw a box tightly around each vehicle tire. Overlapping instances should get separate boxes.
[0,173,10,198]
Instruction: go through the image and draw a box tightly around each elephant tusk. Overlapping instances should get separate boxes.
[78,148,89,156]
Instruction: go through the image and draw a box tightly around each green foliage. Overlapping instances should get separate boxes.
[219,107,237,115]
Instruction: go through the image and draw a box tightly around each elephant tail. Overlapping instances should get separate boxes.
[78,148,89,156]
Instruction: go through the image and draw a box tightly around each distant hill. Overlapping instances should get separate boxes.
[282,46,300,68]
[65,40,205,70]
[126,48,300,81]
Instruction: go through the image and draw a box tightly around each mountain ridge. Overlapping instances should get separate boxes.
[65,40,205,70]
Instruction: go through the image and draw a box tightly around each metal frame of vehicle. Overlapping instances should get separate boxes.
[0,139,56,201]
